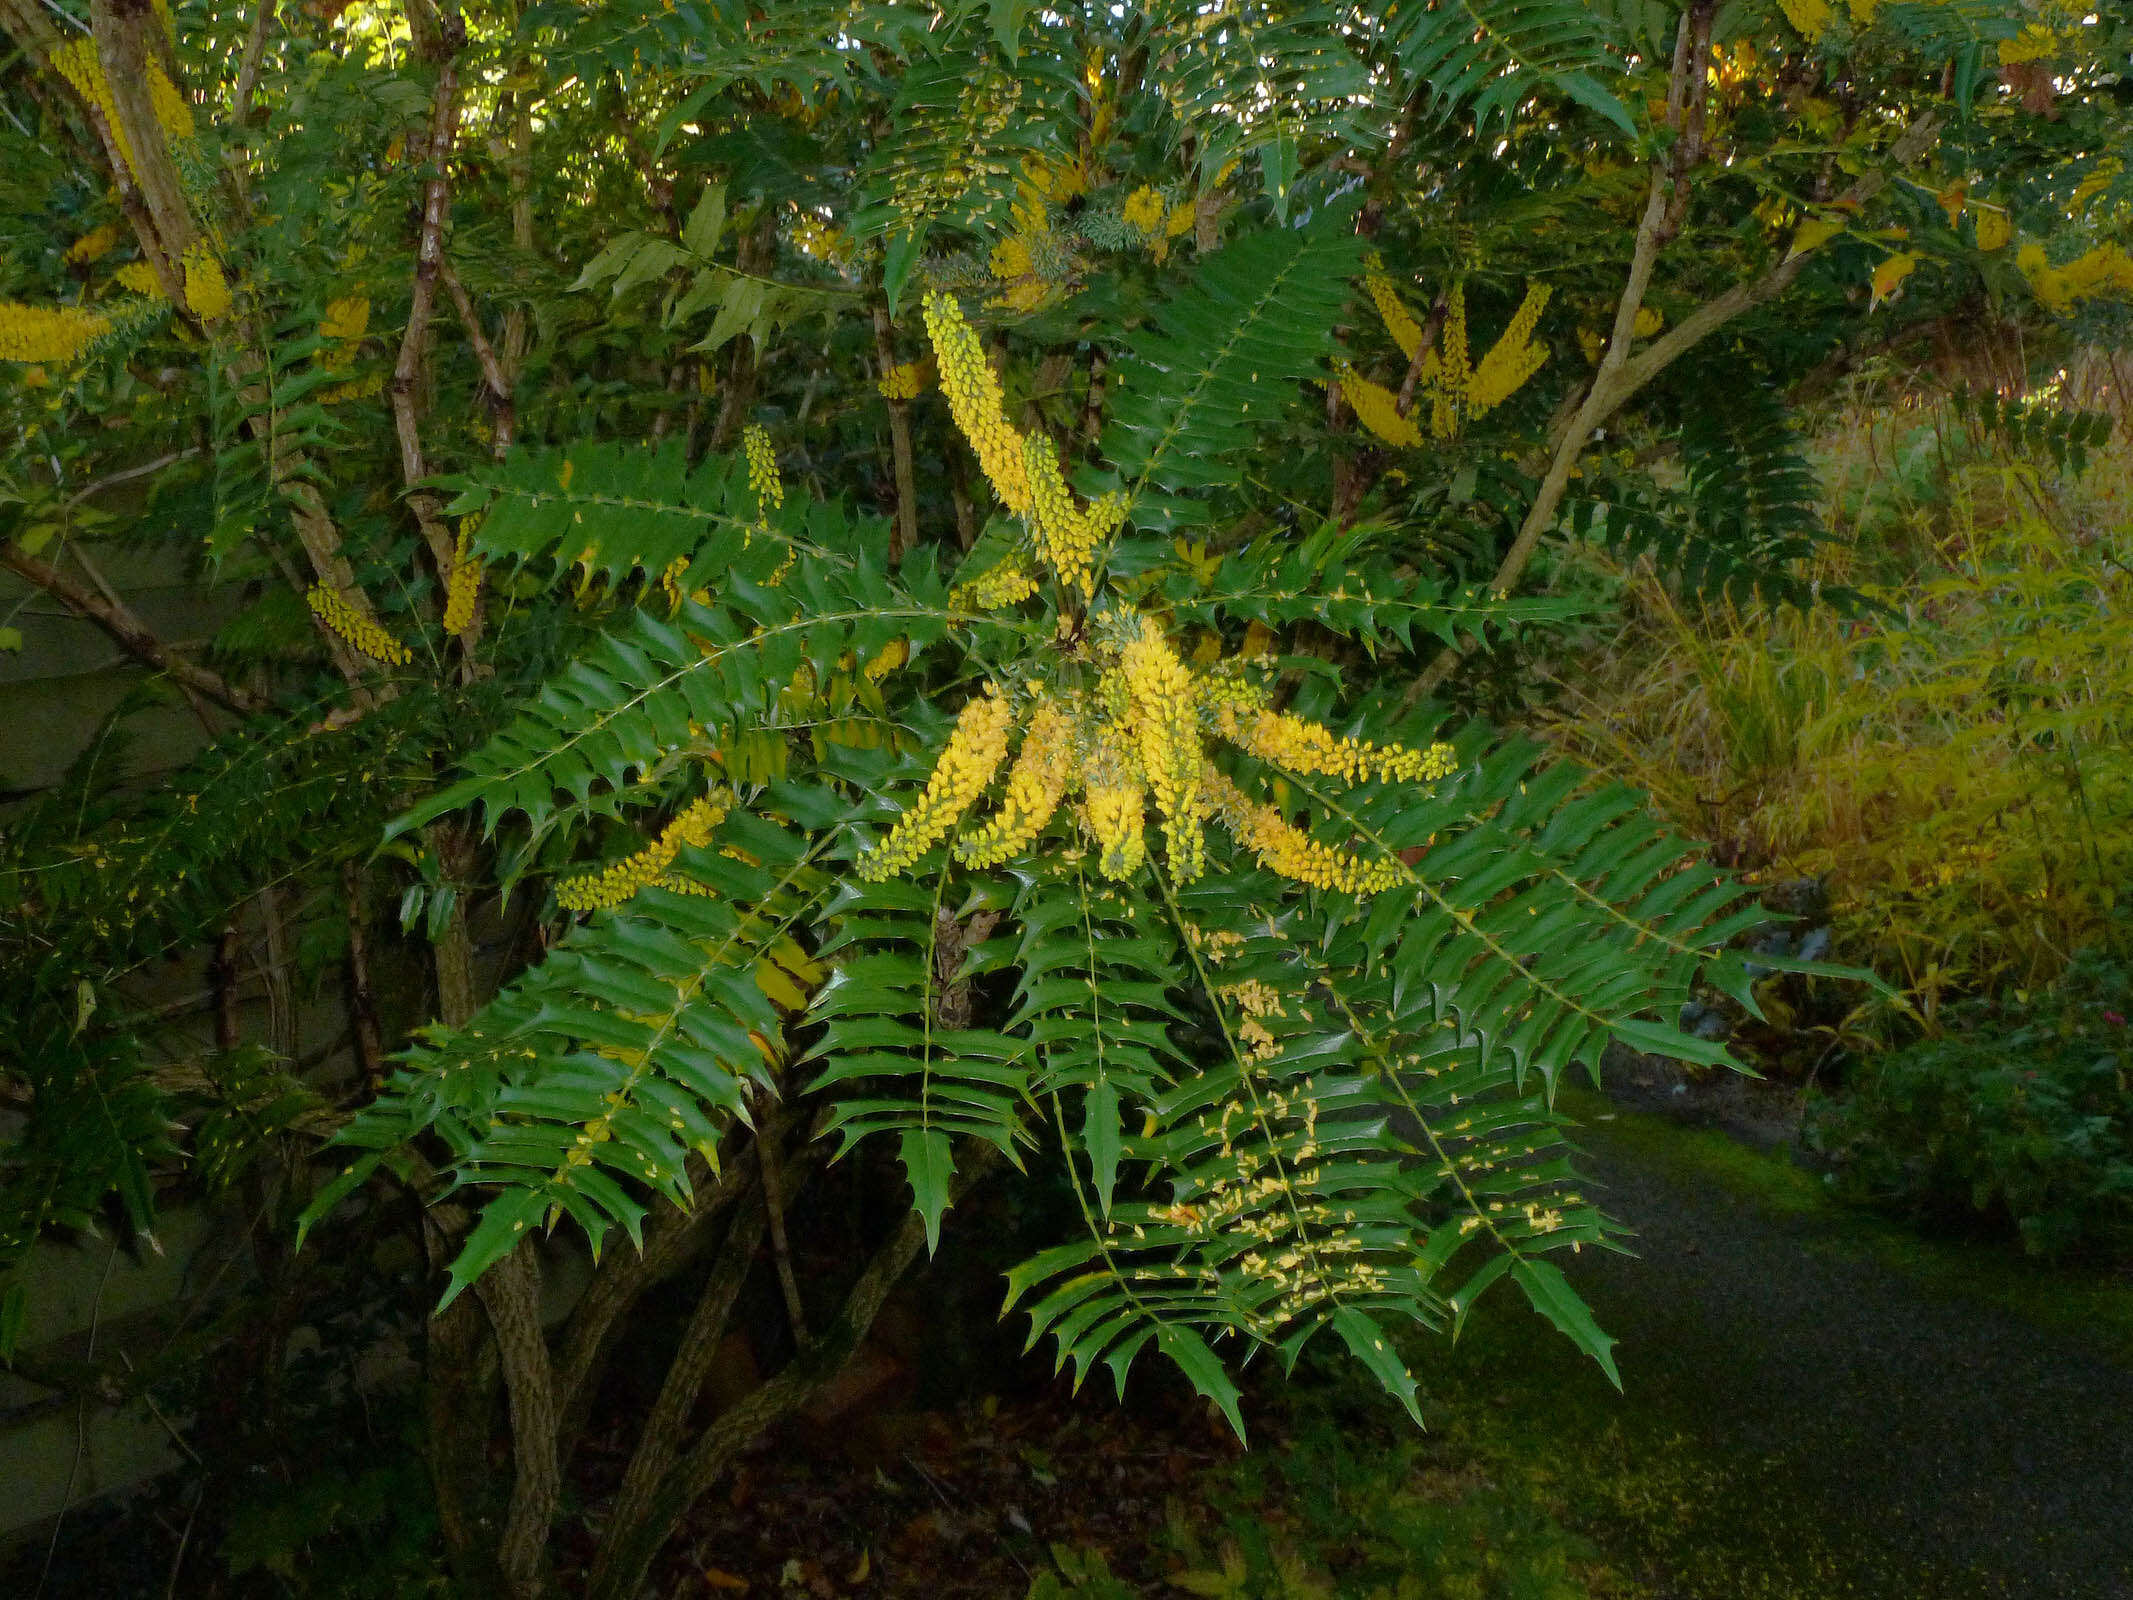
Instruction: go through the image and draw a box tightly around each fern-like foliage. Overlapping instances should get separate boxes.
[309,792,844,1303]
[1382,0,1633,136]
[1097,202,1365,524]
[1570,385,1839,609]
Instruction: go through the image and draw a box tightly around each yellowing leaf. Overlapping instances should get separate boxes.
[1787,216,1845,259]
[1870,251,1916,308]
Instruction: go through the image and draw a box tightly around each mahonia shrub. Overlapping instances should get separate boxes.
[314,211,1793,1423]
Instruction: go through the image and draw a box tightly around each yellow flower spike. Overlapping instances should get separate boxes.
[114,260,162,297]
[65,224,121,266]
[1997,23,2057,65]
[444,522,482,637]
[321,296,370,344]
[957,701,1074,867]
[857,690,1014,880]
[743,424,784,514]
[923,291,1032,515]
[1335,362,1421,449]
[1123,185,1166,234]
[1166,201,1197,240]
[1973,208,2012,252]
[1362,253,1425,362]
[306,583,411,666]
[1083,779,1148,880]
[1777,0,1831,40]
[1469,283,1551,417]
[1216,703,1456,787]
[1204,770,1401,896]
[1428,283,1469,440]
[877,357,933,399]
[1022,435,1115,595]
[0,303,112,363]
[1632,305,1664,338]
[1118,615,1206,881]
[989,233,1035,282]
[182,242,230,321]
[48,41,191,173]
[951,558,1040,611]
[557,792,732,912]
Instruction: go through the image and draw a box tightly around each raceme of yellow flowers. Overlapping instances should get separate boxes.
[0,303,112,363]
[182,243,230,321]
[554,792,731,911]
[924,291,1031,515]
[307,583,411,666]
[924,291,1125,598]
[1346,270,1550,446]
[444,523,482,636]
[65,224,122,266]
[743,423,784,514]
[2018,242,2133,315]
[47,39,194,177]
[877,357,932,399]
[950,558,1040,611]
[856,611,1459,895]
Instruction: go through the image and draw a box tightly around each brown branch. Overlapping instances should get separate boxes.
[475,1242,559,1600]
[440,259,514,459]
[389,38,463,582]
[755,1101,809,1344]
[585,1141,1002,1600]
[341,861,386,1088]
[551,1144,763,1463]
[1,541,265,714]
[93,0,201,298]
[230,0,277,129]
[1406,27,1944,704]
[596,1180,777,1567]
[873,300,919,564]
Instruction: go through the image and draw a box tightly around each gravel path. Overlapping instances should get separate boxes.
[1547,1123,2133,1598]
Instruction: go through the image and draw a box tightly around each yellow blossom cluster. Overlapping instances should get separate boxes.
[1974,209,2012,252]
[1362,253,1424,361]
[114,260,161,296]
[788,214,848,264]
[862,614,1451,892]
[1215,704,1455,786]
[65,224,122,266]
[443,523,482,636]
[1122,185,1167,234]
[877,357,932,400]
[856,690,1014,880]
[1116,613,1206,880]
[1632,305,1664,338]
[1468,282,1550,417]
[743,423,784,514]
[1023,436,1125,597]
[1203,770,1402,895]
[48,39,193,174]
[1997,21,2058,64]
[924,290,1031,514]
[182,242,230,321]
[950,558,1040,611]
[956,701,1074,866]
[1776,0,1832,39]
[319,293,369,370]
[0,302,111,363]
[555,792,731,912]
[1082,768,1148,879]
[1334,362,1420,449]
[2018,242,2133,314]
[306,583,411,666]
[1430,283,1469,439]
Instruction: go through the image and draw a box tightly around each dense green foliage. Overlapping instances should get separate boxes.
[1,0,2128,1588]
